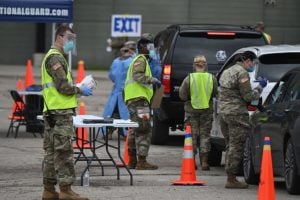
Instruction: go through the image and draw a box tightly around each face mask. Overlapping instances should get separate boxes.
[63,41,74,54]
[149,50,157,59]
[247,65,255,72]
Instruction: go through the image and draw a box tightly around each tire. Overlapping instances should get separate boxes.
[151,113,169,145]
[285,138,300,194]
[208,144,222,166]
[243,136,259,184]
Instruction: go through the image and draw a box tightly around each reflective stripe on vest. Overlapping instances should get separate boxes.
[41,48,77,112]
[124,55,153,103]
[189,72,213,109]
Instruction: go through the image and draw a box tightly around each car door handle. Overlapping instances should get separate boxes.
[284,109,290,113]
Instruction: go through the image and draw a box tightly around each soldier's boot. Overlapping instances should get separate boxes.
[225,173,248,189]
[59,185,89,200]
[135,156,158,170]
[127,149,137,169]
[201,154,210,171]
[42,183,59,200]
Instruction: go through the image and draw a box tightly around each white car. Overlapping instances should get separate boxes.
[209,45,300,166]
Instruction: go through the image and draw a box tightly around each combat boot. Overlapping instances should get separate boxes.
[59,185,89,200]
[42,183,59,200]
[127,149,137,169]
[135,156,158,170]
[225,173,248,189]
[201,154,210,171]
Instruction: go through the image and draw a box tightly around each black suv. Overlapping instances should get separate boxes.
[152,24,268,158]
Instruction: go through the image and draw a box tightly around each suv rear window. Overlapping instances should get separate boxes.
[173,32,266,72]
[257,53,300,82]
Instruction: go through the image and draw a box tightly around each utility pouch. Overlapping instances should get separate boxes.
[137,106,150,120]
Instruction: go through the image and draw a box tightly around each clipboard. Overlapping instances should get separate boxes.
[151,85,165,108]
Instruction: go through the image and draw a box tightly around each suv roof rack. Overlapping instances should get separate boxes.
[167,24,254,31]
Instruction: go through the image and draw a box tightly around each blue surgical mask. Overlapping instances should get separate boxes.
[63,41,74,53]
[247,65,255,73]
[149,50,157,59]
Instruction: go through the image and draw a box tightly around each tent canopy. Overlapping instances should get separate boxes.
[0,0,73,23]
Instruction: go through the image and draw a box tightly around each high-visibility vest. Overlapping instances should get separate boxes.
[41,48,77,112]
[189,72,213,109]
[263,32,272,44]
[124,55,153,103]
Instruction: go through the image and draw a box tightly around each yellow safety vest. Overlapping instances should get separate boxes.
[190,72,213,109]
[263,32,272,44]
[124,55,153,103]
[41,48,77,112]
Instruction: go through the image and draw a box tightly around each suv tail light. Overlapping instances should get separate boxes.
[162,64,171,94]
[207,32,236,36]
[247,105,257,111]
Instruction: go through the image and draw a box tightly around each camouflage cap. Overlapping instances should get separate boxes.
[193,55,207,63]
[124,41,137,50]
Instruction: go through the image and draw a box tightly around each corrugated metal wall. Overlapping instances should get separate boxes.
[0,0,299,67]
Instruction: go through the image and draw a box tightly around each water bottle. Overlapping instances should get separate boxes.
[83,169,90,187]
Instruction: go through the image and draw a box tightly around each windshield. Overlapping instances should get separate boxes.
[173,33,266,66]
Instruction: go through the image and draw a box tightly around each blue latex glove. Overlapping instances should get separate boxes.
[152,78,161,88]
[81,85,93,96]
[254,76,268,88]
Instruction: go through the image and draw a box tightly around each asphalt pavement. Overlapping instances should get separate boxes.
[0,64,299,200]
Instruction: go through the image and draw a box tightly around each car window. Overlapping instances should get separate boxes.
[265,75,290,104]
[283,73,300,101]
[172,33,265,70]
[257,53,300,82]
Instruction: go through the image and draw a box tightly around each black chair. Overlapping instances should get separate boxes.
[7,90,44,138]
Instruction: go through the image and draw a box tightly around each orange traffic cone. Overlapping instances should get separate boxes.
[116,129,130,166]
[24,59,35,88]
[123,129,130,165]
[76,60,85,84]
[258,137,275,200]
[171,125,205,185]
[8,79,25,120]
[73,101,90,148]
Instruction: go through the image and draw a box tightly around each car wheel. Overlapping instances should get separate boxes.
[151,112,169,145]
[285,138,300,194]
[243,136,259,184]
[208,144,222,166]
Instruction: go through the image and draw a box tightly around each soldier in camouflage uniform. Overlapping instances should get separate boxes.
[218,51,268,189]
[124,33,161,170]
[41,25,92,200]
[179,55,218,171]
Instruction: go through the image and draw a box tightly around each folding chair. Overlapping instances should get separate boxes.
[7,90,44,138]
[7,90,27,138]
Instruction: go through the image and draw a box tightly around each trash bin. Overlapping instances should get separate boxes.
[25,85,44,133]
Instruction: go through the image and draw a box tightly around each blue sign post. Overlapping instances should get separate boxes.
[0,0,73,23]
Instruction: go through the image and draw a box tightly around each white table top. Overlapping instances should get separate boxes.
[18,90,42,95]
[38,115,138,128]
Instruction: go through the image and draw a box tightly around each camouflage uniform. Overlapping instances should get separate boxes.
[218,62,262,175]
[42,47,82,186]
[179,74,218,155]
[126,56,156,157]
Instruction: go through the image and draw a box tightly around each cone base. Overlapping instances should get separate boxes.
[171,179,205,185]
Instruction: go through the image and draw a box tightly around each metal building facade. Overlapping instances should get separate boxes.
[0,0,299,68]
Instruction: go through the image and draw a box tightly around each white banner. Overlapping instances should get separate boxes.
[111,14,142,37]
